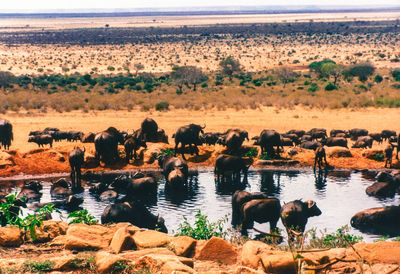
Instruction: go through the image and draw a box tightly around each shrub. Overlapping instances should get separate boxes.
[107,66,115,71]
[391,69,400,80]
[324,82,337,91]
[374,74,383,83]
[308,83,319,92]
[24,260,55,272]
[243,147,258,158]
[68,209,98,225]
[201,82,208,88]
[259,153,272,160]
[155,101,169,111]
[307,225,363,249]
[157,148,175,158]
[346,63,375,82]
[175,210,227,240]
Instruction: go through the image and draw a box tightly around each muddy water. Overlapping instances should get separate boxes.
[3,169,400,242]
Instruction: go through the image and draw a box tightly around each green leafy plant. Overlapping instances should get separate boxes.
[259,153,272,160]
[68,209,98,225]
[0,193,59,240]
[243,147,258,158]
[307,225,363,249]
[157,148,175,158]
[373,153,384,162]
[374,235,390,242]
[174,210,227,240]
[110,260,132,274]
[23,260,55,272]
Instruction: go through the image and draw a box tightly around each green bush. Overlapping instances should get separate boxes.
[259,153,272,160]
[175,210,227,240]
[391,69,400,80]
[68,209,98,225]
[308,83,319,92]
[24,260,55,272]
[157,148,175,158]
[374,74,383,83]
[325,82,337,91]
[243,147,258,158]
[155,101,169,111]
[307,225,363,249]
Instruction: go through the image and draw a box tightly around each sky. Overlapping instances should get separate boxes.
[0,0,399,12]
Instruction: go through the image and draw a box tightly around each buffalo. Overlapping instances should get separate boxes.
[69,147,85,192]
[28,134,53,148]
[0,119,13,150]
[384,144,394,168]
[214,154,251,182]
[300,141,321,150]
[124,136,147,162]
[240,198,281,235]
[141,118,158,141]
[158,155,188,188]
[50,178,73,197]
[351,206,400,236]
[349,128,369,141]
[201,132,222,145]
[352,136,373,149]
[368,133,382,144]
[18,181,43,202]
[286,129,305,138]
[219,129,249,154]
[94,127,124,165]
[281,200,322,240]
[314,146,327,171]
[231,190,268,226]
[321,137,348,148]
[101,201,168,233]
[381,130,396,141]
[254,130,281,157]
[173,124,205,160]
[330,129,348,137]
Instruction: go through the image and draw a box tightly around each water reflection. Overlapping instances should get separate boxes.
[2,169,400,242]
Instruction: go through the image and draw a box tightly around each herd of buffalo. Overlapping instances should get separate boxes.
[0,117,400,239]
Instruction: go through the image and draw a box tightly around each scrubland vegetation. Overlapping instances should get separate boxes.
[0,20,399,112]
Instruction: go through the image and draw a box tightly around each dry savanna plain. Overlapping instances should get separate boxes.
[1,11,400,274]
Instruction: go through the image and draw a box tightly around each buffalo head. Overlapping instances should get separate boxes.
[306,200,322,217]
[155,216,168,233]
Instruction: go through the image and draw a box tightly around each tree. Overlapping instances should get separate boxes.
[276,67,297,87]
[309,59,336,76]
[321,63,344,85]
[219,56,242,81]
[346,63,375,82]
[0,71,15,92]
[134,63,144,77]
[171,65,207,92]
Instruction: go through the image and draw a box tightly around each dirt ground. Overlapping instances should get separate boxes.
[0,107,398,177]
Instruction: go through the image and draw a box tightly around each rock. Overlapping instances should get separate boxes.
[326,146,352,158]
[352,242,400,264]
[196,236,237,265]
[168,236,197,257]
[0,151,14,168]
[27,220,68,243]
[0,226,23,247]
[362,149,384,161]
[121,248,175,261]
[65,223,116,250]
[46,150,66,162]
[52,255,81,270]
[259,253,296,274]
[143,143,168,164]
[132,254,194,274]
[234,266,265,274]
[50,235,68,246]
[95,251,129,274]
[241,240,275,269]
[109,227,134,254]
[301,248,347,266]
[366,181,397,197]
[132,230,172,250]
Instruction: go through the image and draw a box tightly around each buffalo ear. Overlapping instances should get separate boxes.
[306,200,315,208]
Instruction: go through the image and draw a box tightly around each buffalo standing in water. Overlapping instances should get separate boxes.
[101,201,168,233]
[173,124,205,160]
[69,147,85,192]
[94,127,124,165]
[0,119,13,150]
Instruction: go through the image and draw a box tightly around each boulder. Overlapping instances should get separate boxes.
[0,226,23,247]
[132,254,194,274]
[143,143,168,164]
[301,248,347,266]
[65,223,116,250]
[109,227,134,254]
[52,255,84,271]
[234,266,266,274]
[46,150,66,162]
[0,151,14,168]
[27,220,68,243]
[259,253,296,274]
[241,240,275,269]
[95,251,129,274]
[352,242,400,264]
[168,236,197,257]
[326,146,352,158]
[121,248,175,261]
[362,149,384,161]
[132,230,172,250]
[196,236,237,265]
